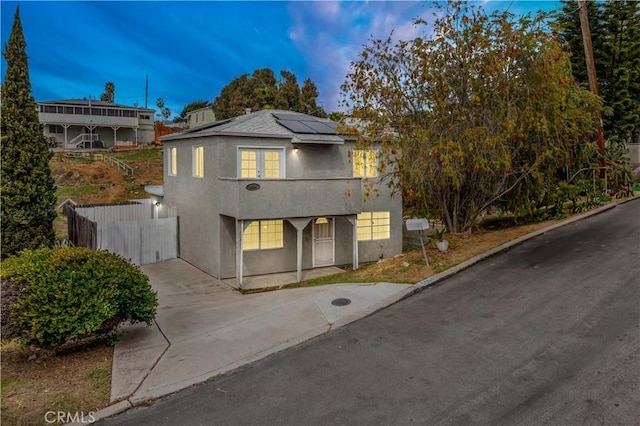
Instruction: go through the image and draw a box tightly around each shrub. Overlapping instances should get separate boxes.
[0,247,157,349]
[1,278,25,341]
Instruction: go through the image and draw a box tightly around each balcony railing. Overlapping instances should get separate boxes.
[217,177,363,220]
[39,112,138,127]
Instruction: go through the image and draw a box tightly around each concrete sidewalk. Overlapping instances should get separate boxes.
[107,260,414,412]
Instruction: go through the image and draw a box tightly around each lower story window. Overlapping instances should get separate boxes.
[357,211,390,241]
[48,124,64,134]
[243,220,284,250]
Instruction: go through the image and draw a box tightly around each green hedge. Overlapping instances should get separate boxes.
[0,247,157,349]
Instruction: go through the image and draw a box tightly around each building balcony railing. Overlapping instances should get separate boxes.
[39,112,138,127]
[217,177,363,220]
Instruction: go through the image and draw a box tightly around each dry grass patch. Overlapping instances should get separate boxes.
[1,341,113,426]
[296,217,566,288]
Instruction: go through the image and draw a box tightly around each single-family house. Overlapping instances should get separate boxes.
[185,106,216,128]
[158,109,402,288]
[38,99,155,149]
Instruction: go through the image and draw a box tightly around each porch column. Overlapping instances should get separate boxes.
[63,124,70,147]
[346,215,359,270]
[111,126,120,147]
[235,220,253,290]
[236,219,244,289]
[287,218,312,283]
[86,125,97,148]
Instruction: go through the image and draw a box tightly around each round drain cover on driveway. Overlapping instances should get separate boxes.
[331,298,351,306]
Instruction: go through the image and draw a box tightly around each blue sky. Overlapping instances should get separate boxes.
[1,1,561,118]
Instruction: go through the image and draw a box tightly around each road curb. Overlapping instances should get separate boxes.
[414,201,621,291]
[66,400,131,425]
[329,285,417,330]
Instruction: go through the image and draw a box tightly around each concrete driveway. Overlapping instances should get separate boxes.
[110,259,413,405]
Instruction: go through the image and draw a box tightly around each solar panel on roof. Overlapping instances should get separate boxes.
[277,119,317,134]
[301,121,337,135]
[273,112,339,136]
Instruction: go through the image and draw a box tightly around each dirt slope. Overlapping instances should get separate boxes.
[50,149,164,237]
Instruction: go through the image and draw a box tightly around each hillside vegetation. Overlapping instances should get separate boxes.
[51,148,164,237]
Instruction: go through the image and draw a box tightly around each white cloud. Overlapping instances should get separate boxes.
[286,1,432,111]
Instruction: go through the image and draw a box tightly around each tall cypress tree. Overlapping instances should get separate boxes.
[555,0,640,144]
[1,6,56,258]
[601,0,640,144]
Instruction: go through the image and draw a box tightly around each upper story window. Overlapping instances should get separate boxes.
[168,147,177,176]
[193,146,204,178]
[353,149,378,178]
[238,147,284,179]
[39,104,141,118]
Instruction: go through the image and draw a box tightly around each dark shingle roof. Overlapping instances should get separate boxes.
[161,109,344,144]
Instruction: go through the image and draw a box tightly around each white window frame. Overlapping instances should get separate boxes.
[357,211,391,241]
[237,146,286,179]
[353,149,379,178]
[168,147,177,176]
[243,220,284,251]
[192,145,204,178]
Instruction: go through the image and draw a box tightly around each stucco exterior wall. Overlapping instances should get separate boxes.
[357,181,403,263]
[163,139,220,277]
[334,216,356,265]
[163,128,402,280]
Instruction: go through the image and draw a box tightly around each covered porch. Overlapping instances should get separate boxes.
[229,215,360,290]
[46,125,140,149]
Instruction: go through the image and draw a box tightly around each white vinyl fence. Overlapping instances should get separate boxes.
[67,200,178,265]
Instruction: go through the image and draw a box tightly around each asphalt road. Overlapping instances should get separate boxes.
[104,199,640,426]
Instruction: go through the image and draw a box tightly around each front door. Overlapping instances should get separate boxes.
[313,217,334,267]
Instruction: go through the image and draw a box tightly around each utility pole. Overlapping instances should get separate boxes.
[145,74,149,109]
[578,0,606,181]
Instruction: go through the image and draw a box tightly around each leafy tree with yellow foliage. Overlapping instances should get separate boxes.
[341,1,601,232]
